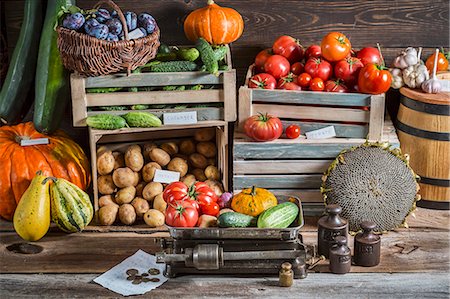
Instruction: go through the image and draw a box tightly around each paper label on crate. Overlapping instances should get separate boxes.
[163,111,197,125]
[305,126,336,139]
[20,138,49,146]
[153,169,181,184]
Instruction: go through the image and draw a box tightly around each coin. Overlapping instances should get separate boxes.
[132,279,141,285]
[141,273,149,277]
[126,269,138,276]
[149,278,160,282]
[148,268,160,275]
[134,275,142,279]
[142,277,151,282]
[126,276,135,281]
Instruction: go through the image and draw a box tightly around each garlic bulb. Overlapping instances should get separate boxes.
[389,68,404,89]
[421,48,442,94]
[403,48,429,89]
[393,47,418,69]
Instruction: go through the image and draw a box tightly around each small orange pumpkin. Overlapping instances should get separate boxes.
[0,122,90,220]
[184,0,244,45]
[231,186,278,217]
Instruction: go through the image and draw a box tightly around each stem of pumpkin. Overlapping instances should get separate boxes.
[42,176,57,185]
[250,186,257,196]
[14,135,31,144]
[207,0,215,5]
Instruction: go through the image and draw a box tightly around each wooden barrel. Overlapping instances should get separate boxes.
[397,87,450,210]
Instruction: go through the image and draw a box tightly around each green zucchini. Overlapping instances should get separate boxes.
[86,114,127,130]
[217,212,257,228]
[131,104,150,110]
[33,0,74,134]
[176,48,200,62]
[150,61,198,72]
[196,38,218,76]
[122,111,162,127]
[213,45,227,61]
[0,0,43,124]
[257,202,299,229]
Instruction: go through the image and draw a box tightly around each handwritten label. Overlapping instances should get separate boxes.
[305,126,336,139]
[20,138,49,146]
[153,169,180,184]
[163,111,197,125]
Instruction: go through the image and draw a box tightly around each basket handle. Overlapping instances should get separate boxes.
[94,0,129,40]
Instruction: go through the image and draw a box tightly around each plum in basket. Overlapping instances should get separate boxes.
[62,12,85,31]
[95,8,111,23]
[125,11,137,31]
[83,18,100,33]
[106,33,119,41]
[106,18,122,35]
[87,24,109,40]
[138,13,157,34]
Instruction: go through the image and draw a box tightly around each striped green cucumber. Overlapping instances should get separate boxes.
[218,212,257,228]
[150,61,198,72]
[196,38,219,76]
[86,114,127,130]
[122,111,162,127]
[213,45,227,61]
[176,48,200,62]
[0,0,43,124]
[33,0,74,134]
[257,202,299,229]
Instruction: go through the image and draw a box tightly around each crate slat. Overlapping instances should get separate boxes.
[282,120,368,139]
[233,174,322,189]
[233,160,331,174]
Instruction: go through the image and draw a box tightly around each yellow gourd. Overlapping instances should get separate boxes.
[13,171,51,241]
[231,186,278,217]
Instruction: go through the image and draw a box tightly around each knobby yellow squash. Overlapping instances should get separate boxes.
[231,186,278,217]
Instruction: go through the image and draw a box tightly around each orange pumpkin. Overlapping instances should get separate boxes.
[231,186,278,217]
[184,0,244,45]
[0,122,90,220]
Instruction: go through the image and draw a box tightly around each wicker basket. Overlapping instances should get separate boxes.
[57,0,160,77]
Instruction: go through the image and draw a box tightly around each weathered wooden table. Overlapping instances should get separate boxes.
[1,208,449,298]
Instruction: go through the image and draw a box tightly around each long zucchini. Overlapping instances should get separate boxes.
[33,0,73,134]
[0,0,43,125]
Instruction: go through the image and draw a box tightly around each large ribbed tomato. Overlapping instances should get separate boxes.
[163,181,218,214]
[0,122,90,220]
[165,200,199,227]
[321,32,352,62]
[272,35,304,63]
[358,64,392,94]
[244,113,283,142]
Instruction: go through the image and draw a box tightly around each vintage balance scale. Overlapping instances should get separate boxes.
[156,197,313,278]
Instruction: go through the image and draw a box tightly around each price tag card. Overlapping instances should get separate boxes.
[20,138,49,146]
[305,126,336,139]
[163,111,197,125]
[153,169,180,184]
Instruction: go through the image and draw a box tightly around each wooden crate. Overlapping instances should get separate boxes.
[239,66,385,140]
[71,47,236,126]
[232,119,399,215]
[89,122,228,228]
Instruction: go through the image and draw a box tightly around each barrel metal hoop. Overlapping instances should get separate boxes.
[401,96,450,116]
[417,200,450,210]
[420,176,450,187]
[396,120,450,141]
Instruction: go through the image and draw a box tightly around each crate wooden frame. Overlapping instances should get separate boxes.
[71,46,236,126]
[239,65,386,140]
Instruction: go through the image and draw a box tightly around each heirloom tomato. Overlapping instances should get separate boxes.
[255,48,273,69]
[244,113,283,142]
[304,45,322,60]
[200,202,220,217]
[321,32,351,62]
[264,55,291,79]
[248,73,277,89]
[310,77,325,91]
[297,73,312,88]
[357,47,381,66]
[358,63,392,94]
[163,182,189,203]
[277,73,297,89]
[334,57,364,84]
[285,124,301,139]
[272,35,304,63]
[304,58,332,81]
[280,82,302,90]
[325,79,348,93]
[165,200,199,227]
[426,51,449,73]
[290,62,304,75]
[163,181,218,212]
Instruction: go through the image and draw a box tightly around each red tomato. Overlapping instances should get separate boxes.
[310,78,325,91]
[321,32,352,62]
[190,181,218,208]
[358,63,392,94]
[325,79,349,93]
[165,200,199,227]
[285,124,301,139]
[163,182,189,203]
[264,55,291,79]
[277,73,297,89]
[248,73,277,89]
[305,45,322,61]
[244,113,283,142]
[163,181,217,211]
[334,57,364,84]
[290,62,304,75]
[281,82,302,90]
[272,35,304,63]
[297,73,312,88]
[304,58,332,81]
[356,47,381,66]
[255,48,273,69]
[200,202,220,217]
[426,51,449,73]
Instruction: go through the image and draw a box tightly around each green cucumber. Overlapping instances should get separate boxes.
[150,61,198,72]
[99,106,127,111]
[86,87,123,93]
[196,38,219,76]
[176,48,200,62]
[213,45,227,61]
[163,85,186,91]
[131,104,150,110]
[122,111,162,127]
[0,0,43,125]
[218,212,257,228]
[33,0,74,134]
[158,43,171,54]
[155,52,177,61]
[257,202,299,229]
[86,114,127,130]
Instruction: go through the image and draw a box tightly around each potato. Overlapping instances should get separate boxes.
[181,174,196,186]
[179,140,196,155]
[132,171,140,186]
[167,157,189,177]
[112,167,135,188]
[125,147,144,172]
[98,175,116,195]
[153,193,167,214]
[97,150,115,175]
[131,197,150,218]
[115,186,136,205]
[204,165,220,181]
[135,181,146,197]
[160,142,179,156]
[196,142,217,158]
[118,204,136,225]
[189,153,208,169]
[197,215,218,228]
[206,158,216,166]
[142,182,163,201]
[96,146,109,156]
[128,144,141,153]
[205,179,224,197]
[98,205,118,225]
[192,168,207,181]
[112,151,125,169]
[143,209,165,227]
[98,195,118,208]
[143,143,157,161]
[219,208,234,216]
[142,162,162,182]
[149,148,170,167]
[194,128,215,142]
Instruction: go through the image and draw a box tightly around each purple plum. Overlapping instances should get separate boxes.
[138,13,157,34]
[62,12,85,31]
[106,33,119,42]
[125,11,137,31]
[86,24,109,40]
[83,18,100,33]
[105,18,122,35]
[95,8,111,23]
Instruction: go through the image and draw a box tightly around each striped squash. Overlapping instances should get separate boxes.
[50,177,93,232]
[257,202,299,229]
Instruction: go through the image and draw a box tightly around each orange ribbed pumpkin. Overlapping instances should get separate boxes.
[184,0,244,45]
[0,122,90,220]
